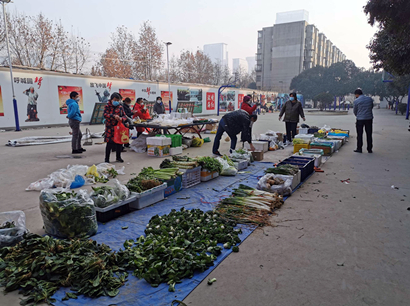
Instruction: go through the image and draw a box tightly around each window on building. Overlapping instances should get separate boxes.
[258,32,262,38]
[258,43,262,50]
[256,75,261,82]
[256,54,262,60]
[270,63,272,71]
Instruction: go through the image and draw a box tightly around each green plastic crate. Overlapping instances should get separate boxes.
[156,134,182,148]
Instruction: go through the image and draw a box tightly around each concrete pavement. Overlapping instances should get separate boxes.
[0,109,409,305]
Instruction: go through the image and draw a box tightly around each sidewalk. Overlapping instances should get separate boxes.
[183,110,410,305]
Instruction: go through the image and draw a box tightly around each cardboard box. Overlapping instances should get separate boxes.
[147,145,170,157]
[206,123,217,131]
[251,151,264,161]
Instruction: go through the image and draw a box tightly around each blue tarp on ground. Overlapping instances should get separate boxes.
[52,162,272,306]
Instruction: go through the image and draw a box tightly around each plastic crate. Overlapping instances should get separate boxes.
[94,195,137,222]
[162,175,183,197]
[129,183,167,210]
[293,143,309,153]
[156,134,182,148]
[278,156,314,182]
[180,166,201,188]
[309,145,332,156]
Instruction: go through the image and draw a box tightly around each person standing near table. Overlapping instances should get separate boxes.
[66,91,84,154]
[278,92,305,144]
[104,92,127,163]
[212,109,257,156]
[353,88,374,153]
[240,95,257,115]
[133,98,151,137]
[153,96,166,115]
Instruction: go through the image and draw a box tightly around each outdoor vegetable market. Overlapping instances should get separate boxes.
[0,123,351,306]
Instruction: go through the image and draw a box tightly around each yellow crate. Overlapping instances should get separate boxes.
[293,143,309,153]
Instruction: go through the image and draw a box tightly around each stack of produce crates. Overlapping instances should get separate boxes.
[278,156,315,182]
[156,134,182,148]
[180,166,201,188]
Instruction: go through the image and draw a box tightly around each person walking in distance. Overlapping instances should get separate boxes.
[278,92,305,144]
[66,91,84,154]
[353,89,374,153]
[104,92,127,163]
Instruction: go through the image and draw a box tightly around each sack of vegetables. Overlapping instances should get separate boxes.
[257,174,293,196]
[0,210,28,248]
[39,188,98,238]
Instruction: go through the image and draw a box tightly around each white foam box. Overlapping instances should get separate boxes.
[294,134,314,143]
[244,141,268,153]
[129,184,167,210]
[147,145,170,157]
[146,137,172,146]
[170,146,182,156]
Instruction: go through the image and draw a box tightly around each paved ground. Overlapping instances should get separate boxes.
[0,109,409,305]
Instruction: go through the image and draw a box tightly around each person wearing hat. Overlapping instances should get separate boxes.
[353,88,374,153]
[240,95,257,115]
[153,96,166,115]
[279,92,305,144]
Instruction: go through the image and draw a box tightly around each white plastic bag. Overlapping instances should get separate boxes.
[0,210,27,248]
[131,134,148,153]
[257,174,292,195]
[216,157,237,176]
[113,179,130,200]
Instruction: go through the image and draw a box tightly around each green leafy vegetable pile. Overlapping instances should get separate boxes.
[125,177,162,193]
[265,164,299,175]
[160,156,198,169]
[123,207,242,292]
[138,167,181,181]
[39,190,98,238]
[197,156,223,174]
[0,221,16,229]
[0,234,130,305]
[90,186,119,208]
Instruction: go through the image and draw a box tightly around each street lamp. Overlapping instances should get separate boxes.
[165,42,172,114]
[1,0,20,131]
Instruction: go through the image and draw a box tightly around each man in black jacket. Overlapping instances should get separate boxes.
[213,109,257,156]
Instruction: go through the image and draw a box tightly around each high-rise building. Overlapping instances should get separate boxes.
[232,58,248,73]
[256,10,347,91]
[203,43,229,68]
[246,56,256,74]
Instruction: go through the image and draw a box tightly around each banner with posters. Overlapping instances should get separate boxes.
[177,89,203,113]
[206,92,215,110]
[238,94,244,109]
[161,91,173,111]
[119,89,136,105]
[0,86,3,116]
[58,86,84,114]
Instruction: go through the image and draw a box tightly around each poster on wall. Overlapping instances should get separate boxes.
[119,89,136,105]
[177,89,203,113]
[206,92,215,110]
[58,86,84,114]
[91,81,113,103]
[219,93,227,112]
[227,90,235,112]
[0,86,3,116]
[11,76,44,122]
[238,94,244,109]
[161,91,173,111]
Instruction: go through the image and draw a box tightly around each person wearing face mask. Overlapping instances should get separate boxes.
[153,96,166,115]
[133,98,151,137]
[240,95,257,115]
[279,92,305,144]
[103,92,127,163]
[66,91,84,154]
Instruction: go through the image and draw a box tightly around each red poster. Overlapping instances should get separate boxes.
[161,91,173,111]
[206,92,215,110]
[119,89,136,105]
[238,94,244,108]
[58,86,83,114]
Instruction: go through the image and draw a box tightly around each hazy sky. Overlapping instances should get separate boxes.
[5,0,376,70]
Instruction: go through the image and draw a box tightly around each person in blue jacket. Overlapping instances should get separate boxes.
[66,91,85,154]
[353,88,374,153]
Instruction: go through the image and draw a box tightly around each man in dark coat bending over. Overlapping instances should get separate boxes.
[212,109,257,156]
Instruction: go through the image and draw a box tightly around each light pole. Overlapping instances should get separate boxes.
[2,0,20,131]
[165,42,172,114]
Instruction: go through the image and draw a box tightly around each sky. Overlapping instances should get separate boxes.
[4,0,377,70]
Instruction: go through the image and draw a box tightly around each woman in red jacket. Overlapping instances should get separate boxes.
[103,92,127,163]
[240,95,257,115]
[133,98,151,137]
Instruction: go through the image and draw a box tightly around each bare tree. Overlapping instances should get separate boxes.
[31,13,54,69]
[134,21,163,80]
[93,48,132,78]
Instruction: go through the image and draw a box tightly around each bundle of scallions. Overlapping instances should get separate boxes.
[215,185,284,226]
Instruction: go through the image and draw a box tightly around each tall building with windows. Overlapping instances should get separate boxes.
[256,10,346,91]
[232,58,248,73]
[203,43,229,68]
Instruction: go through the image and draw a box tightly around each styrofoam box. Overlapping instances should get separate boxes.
[170,146,182,155]
[244,141,268,153]
[146,136,172,146]
[269,171,301,191]
[298,128,308,134]
[233,159,248,171]
[129,184,167,210]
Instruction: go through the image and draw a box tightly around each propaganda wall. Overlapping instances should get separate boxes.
[0,67,277,129]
